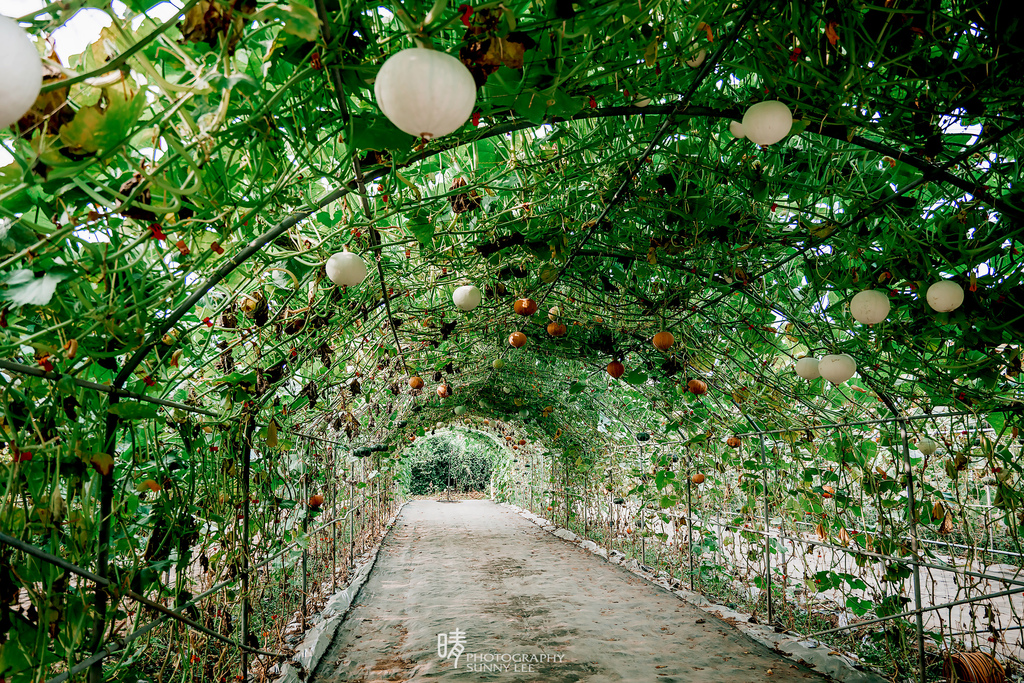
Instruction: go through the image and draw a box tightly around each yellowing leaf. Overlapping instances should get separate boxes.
[825,21,839,46]
[91,453,115,476]
[60,88,146,154]
[643,40,658,67]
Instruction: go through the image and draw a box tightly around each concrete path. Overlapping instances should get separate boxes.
[312,500,823,682]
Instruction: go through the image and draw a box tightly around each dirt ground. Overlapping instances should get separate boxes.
[311,499,824,682]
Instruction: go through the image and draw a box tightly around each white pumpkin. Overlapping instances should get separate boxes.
[0,16,43,130]
[685,48,706,68]
[795,357,820,380]
[818,354,857,384]
[373,48,476,139]
[325,251,367,287]
[850,289,891,325]
[916,436,938,456]
[492,358,505,370]
[926,280,964,312]
[729,121,745,139]
[741,100,793,146]
[452,284,482,311]
[633,95,651,108]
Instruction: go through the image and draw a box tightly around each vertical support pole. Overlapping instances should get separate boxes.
[301,441,308,628]
[331,445,337,593]
[349,481,355,569]
[756,433,773,625]
[687,469,694,591]
[241,417,254,682]
[900,420,927,683]
[606,468,613,561]
[88,400,120,683]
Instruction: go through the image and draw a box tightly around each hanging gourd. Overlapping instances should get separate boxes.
[726,436,741,448]
[818,354,857,384]
[548,306,561,321]
[325,250,367,287]
[607,360,625,379]
[741,100,793,146]
[509,331,527,348]
[687,378,708,395]
[373,48,476,139]
[729,121,745,138]
[691,473,705,485]
[685,48,706,67]
[850,289,891,324]
[454,405,467,415]
[437,384,451,398]
[795,357,820,380]
[926,280,964,312]
[519,409,529,419]
[652,331,674,351]
[917,436,938,456]
[0,16,42,129]
[453,284,482,311]
[492,358,505,370]
[409,376,424,389]
[547,322,567,337]
[514,298,538,316]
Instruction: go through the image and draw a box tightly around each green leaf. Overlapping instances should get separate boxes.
[108,403,160,419]
[260,3,322,41]
[0,268,73,306]
[406,213,435,246]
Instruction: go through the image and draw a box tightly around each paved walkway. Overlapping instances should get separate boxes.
[312,500,822,682]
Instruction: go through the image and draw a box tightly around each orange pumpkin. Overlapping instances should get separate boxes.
[653,331,675,351]
[514,298,538,316]
[547,322,568,337]
[687,379,708,395]
[409,376,424,389]
[607,360,625,379]
[518,439,526,445]
[726,436,742,448]
[691,473,705,485]
[509,331,527,348]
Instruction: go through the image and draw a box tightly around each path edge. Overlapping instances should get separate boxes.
[499,501,888,683]
[272,500,409,683]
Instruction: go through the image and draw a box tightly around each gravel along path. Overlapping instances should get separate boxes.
[312,499,823,682]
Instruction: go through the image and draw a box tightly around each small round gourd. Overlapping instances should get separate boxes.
[509,331,527,348]
[818,354,857,384]
[926,280,964,313]
[795,357,820,380]
[729,121,745,139]
[0,16,42,130]
[325,251,367,287]
[917,436,938,456]
[685,48,706,67]
[850,289,891,325]
[653,331,674,351]
[373,48,476,139]
[492,358,505,370]
[452,284,482,311]
[741,100,793,146]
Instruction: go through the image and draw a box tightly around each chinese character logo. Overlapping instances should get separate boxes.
[437,628,467,667]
